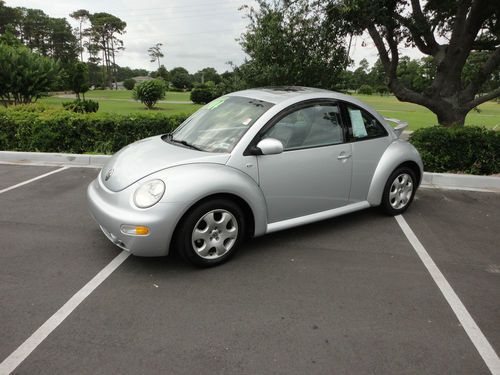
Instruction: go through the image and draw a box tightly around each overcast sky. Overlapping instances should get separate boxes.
[7,0,423,73]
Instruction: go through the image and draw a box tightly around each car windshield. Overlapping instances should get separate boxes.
[169,96,273,153]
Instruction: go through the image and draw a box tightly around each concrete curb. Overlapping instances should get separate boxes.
[0,150,499,192]
[0,151,110,167]
[421,172,500,192]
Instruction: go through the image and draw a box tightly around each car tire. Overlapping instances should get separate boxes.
[174,199,245,267]
[380,167,417,216]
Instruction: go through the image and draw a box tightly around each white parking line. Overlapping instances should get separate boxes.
[395,215,500,375]
[0,166,69,194]
[0,251,130,375]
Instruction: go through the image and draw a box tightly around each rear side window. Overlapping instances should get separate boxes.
[346,105,387,140]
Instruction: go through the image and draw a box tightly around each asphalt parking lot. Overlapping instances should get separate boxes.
[0,164,499,375]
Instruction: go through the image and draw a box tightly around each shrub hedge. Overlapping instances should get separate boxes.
[123,78,136,90]
[62,99,99,113]
[358,84,374,95]
[0,105,187,154]
[410,126,500,175]
[190,87,217,104]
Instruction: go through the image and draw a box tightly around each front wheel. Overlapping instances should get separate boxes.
[380,167,417,215]
[174,199,245,267]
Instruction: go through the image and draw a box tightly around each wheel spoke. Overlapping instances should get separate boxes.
[193,228,210,243]
[220,227,237,242]
[389,189,398,200]
[218,211,232,227]
[214,242,227,256]
[204,212,216,228]
[196,245,210,257]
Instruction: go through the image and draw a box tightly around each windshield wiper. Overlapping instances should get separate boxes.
[170,137,202,151]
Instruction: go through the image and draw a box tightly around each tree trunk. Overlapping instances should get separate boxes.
[111,38,117,90]
[101,49,107,88]
[433,103,468,127]
[388,78,470,127]
[79,22,83,62]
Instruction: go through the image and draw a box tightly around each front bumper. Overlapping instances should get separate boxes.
[87,177,187,257]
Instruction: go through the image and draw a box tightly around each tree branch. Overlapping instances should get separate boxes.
[446,0,471,45]
[367,24,433,110]
[409,0,439,53]
[451,0,491,57]
[385,26,399,78]
[464,0,490,42]
[467,86,500,109]
[393,14,434,55]
[367,25,391,72]
[463,46,500,100]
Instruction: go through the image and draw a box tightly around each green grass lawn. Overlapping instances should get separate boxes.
[41,95,201,116]
[40,90,499,131]
[353,94,500,130]
[82,89,191,102]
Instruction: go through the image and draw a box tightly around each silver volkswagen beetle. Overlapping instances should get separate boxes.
[87,87,423,267]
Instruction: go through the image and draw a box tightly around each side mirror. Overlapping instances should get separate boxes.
[255,138,284,155]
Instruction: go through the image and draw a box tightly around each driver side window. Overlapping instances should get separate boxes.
[262,103,343,151]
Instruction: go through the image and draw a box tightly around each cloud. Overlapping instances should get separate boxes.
[7,0,251,73]
[7,0,420,72]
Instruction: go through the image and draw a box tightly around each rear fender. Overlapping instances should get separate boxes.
[367,140,423,206]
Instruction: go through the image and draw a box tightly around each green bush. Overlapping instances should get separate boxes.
[133,79,166,109]
[62,99,99,113]
[358,84,373,95]
[190,83,219,104]
[0,106,188,154]
[410,126,500,175]
[68,61,90,99]
[123,78,136,90]
[0,43,59,105]
[375,84,389,96]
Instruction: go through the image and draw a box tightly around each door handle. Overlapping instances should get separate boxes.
[337,153,352,160]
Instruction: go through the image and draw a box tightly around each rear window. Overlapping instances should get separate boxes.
[347,106,387,140]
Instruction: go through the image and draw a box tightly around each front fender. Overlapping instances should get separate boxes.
[152,163,268,236]
[367,140,423,206]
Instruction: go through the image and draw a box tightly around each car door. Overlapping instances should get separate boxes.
[255,101,353,223]
[340,102,392,202]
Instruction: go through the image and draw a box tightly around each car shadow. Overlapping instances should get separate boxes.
[121,207,392,273]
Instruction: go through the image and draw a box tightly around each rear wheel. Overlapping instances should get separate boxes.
[174,199,245,267]
[381,167,417,215]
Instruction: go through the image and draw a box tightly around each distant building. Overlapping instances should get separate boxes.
[115,76,154,89]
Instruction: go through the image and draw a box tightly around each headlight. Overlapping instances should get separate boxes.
[133,179,165,208]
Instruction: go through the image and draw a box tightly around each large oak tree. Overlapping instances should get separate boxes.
[325,0,500,126]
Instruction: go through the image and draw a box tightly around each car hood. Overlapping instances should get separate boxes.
[100,136,230,192]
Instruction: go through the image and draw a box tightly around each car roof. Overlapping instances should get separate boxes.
[226,86,397,138]
[227,86,357,105]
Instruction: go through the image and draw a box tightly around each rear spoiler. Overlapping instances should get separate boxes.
[384,118,408,138]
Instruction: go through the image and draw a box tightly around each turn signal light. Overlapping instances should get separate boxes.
[121,225,150,236]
